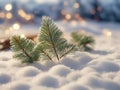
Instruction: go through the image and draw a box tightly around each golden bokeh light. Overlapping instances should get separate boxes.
[65,14,71,20]
[18,9,33,21]
[71,20,77,27]
[18,9,26,18]
[6,12,13,19]
[102,29,112,37]
[20,34,26,38]
[25,15,33,21]
[12,23,20,30]
[5,4,12,11]
[73,3,80,8]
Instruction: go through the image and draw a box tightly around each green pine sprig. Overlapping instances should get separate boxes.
[71,31,95,51]
[38,16,75,62]
[10,36,40,63]
[10,16,75,63]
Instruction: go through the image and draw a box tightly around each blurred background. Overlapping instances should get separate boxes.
[1,0,120,24]
[0,0,120,50]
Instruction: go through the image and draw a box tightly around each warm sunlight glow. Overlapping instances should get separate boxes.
[5,4,12,11]
[6,12,13,19]
[65,14,71,20]
[25,15,32,21]
[20,34,26,38]
[73,3,80,8]
[18,9,26,18]
[13,23,20,30]
[71,20,77,27]
[18,9,33,21]
[61,10,67,15]
[102,29,112,37]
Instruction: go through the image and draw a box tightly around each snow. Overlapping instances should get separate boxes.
[33,73,59,88]
[0,21,120,90]
[49,65,72,77]
[0,73,11,84]
[16,66,41,77]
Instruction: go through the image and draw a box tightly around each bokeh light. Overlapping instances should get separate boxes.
[5,4,12,11]
[12,23,21,30]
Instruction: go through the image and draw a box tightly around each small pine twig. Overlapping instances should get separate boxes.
[12,36,33,61]
[71,31,95,51]
[60,46,75,59]
[38,16,74,62]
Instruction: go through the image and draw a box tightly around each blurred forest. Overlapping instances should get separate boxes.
[0,0,120,25]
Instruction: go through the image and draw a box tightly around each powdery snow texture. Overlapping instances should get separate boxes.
[0,22,120,90]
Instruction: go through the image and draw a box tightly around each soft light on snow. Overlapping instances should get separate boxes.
[33,73,59,88]
[16,66,41,77]
[0,73,11,84]
[0,21,120,90]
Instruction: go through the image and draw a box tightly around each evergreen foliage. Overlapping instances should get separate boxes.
[10,16,75,63]
[71,31,95,51]
[38,16,75,61]
[10,36,40,63]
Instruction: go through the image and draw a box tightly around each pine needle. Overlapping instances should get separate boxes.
[38,16,74,61]
[10,36,40,63]
[71,31,95,51]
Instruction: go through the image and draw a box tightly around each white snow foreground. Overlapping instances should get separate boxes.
[0,36,120,90]
[0,22,120,90]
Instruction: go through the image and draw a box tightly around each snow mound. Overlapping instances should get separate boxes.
[33,74,59,88]
[1,21,120,90]
[60,82,89,90]
[78,75,120,90]
[93,61,120,72]
[0,73,11,84]
[80,67,96,75]
[74,52,93,60]
[30,86,53,90]
[16,66,40,77]
[61,57,80,69]
[77,52,93,65]
[9,83,30,90]
[66,71,81,81]
[49,65,72,77]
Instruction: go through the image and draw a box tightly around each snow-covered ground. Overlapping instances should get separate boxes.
[0,21,120,90]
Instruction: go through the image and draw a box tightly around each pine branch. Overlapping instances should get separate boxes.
[60,45,75,59]
[34,43,54,63]
[10,36,40,63]
[47,22,60,61]
[10,16,75,63]
[38,16,74,62]
[15,37,32,60]
[71,31,95,51]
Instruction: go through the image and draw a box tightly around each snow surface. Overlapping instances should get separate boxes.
[0,21,120,90]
